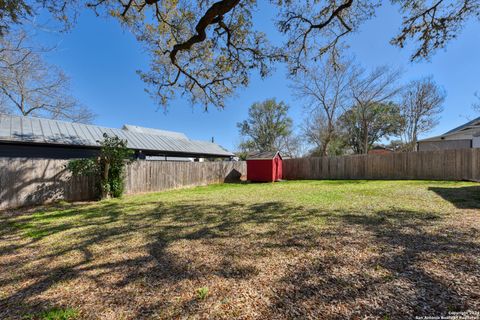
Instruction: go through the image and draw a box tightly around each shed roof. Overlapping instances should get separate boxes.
[0,113,233,157]
[246,151,282,160]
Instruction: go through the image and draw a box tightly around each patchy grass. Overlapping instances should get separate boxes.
[1,180,479,319]
[27,307,79,320]
[196,287,209,300]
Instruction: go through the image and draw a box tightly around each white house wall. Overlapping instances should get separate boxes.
[443,131,477,141]
[473,136,480,148]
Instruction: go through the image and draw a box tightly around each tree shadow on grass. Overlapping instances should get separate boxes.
[267,209,480,319]
[0,200,315,318]
[0,199,479,319]
[429,186,480,209]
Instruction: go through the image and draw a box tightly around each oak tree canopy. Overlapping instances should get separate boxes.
[2,0,477,108]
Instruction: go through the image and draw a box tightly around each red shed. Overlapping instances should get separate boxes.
[246,151,283,182]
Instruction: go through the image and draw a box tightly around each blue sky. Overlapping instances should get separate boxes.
[34,2,480,151]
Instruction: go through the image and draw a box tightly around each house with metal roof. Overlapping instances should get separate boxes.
[417,116,480,151]
[0,113,233,159]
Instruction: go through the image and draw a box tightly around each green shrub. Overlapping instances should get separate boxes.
[68,133,134,199]
[67,158,98,176]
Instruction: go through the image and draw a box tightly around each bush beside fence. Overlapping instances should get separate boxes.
[283,149,480,181]
[0,159,246,210]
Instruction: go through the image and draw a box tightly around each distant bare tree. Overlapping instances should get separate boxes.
[302,109,347,156]
[303,110,329,155]
[293,58,351,156]
[0,31,94,123]
[0,99,8,113]
[399,76,445,151]
[277,133,307,158]
[349,66,403,153]
[0,86,8,113]
[473,92,480,114]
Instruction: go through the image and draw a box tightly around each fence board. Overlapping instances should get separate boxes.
[283,149,480,182]
[0,159,246,210]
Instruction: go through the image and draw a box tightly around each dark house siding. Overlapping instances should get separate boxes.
[0,143,100,159]
[0,142,227,160]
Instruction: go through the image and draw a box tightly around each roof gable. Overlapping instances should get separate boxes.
[418,116,480,142]
[443,116,480,135]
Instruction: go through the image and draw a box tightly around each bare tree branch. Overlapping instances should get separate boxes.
[347,65,403,153]
[0,31,95,123]
[391,0,480,61]
[1,1,478,109]
[399,76,445,150]
[292,57,352,156]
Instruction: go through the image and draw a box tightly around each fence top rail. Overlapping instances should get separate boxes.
[283,148,479,161]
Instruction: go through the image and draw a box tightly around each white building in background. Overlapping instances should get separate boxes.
[418,117,480,151]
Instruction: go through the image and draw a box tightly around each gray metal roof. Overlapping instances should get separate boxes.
[419,126,480,142]
[0,113,233,157]
[418,116,480,143]
[122,124,188,140]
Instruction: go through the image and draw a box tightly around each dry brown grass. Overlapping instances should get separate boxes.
[0,180,479,319]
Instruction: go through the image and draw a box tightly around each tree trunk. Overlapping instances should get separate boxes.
[411,123,418,151]
[363,124,369,154]
[101,161,110,199]
[322,135,331,156]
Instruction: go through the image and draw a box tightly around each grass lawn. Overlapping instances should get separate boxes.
[1,180,479,319]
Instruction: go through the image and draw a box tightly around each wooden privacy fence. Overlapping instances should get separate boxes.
[124,161,246,194]
[283,149,480,181]
[0,159,246,210]
[0,158,97,211]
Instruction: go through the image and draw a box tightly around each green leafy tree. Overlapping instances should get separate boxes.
[237,99,293,153]
[1,1,478,108]
[68,133,134,199]
[340,102,404,154]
